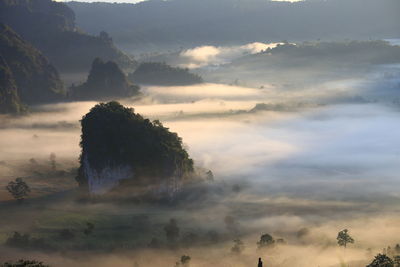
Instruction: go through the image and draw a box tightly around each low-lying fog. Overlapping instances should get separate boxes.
[1,65,400,266]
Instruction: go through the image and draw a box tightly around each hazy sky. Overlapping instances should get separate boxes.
[60,0,301,3]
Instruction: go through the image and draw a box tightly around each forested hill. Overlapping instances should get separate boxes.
[129,62,203,86]
[68,0,400,53]
[0,23,64,111]
[0,0,136,72]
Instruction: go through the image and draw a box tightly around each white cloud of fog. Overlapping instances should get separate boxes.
[1,78,400,266]
[179,42,283,68]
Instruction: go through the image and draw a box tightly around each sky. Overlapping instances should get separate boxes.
[59,0,302,3]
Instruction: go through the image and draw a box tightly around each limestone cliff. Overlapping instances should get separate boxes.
[76,101,194,197]
[69,58,140,101]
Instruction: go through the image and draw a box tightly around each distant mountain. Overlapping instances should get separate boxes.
[69,58,140,101]
[0,0,136,72]
[0,23,64,110]
[202,40,400,85]
[68,0,400,53]
[231,41,400,68]
[76,101,194,197]
[129,62,203,86]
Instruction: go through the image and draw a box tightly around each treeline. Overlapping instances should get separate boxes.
[129,62,203,86]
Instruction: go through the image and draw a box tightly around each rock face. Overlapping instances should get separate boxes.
[129,62,203,86]
[0,0,136,72]
[0,23,64,109]
[69,58,140,100]
[76,101,194,197]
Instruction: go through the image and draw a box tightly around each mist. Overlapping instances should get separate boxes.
[1,1,400,266]
[1,67,400,266]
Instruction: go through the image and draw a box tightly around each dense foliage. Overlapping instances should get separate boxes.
[0,24,64,106]
[76,101,193,189]
[235,41,400,69]
[366,254,394,267]
[6,178,30,203]
[70,58,139,100]
[0,0,135,72]
[0,56,23,114]
[1,259,49,267]
[129,62,203,86]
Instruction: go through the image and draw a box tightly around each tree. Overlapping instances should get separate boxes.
[366,254,394,267]
[257,233,275,248]
[164,218,179,244]
[175,255,191,267]
[1,259,49,267]
[180,255,191,267]
[337,229,354,248]
[393,256,400,267]
[231,239,245,254]
[6,178,30,203]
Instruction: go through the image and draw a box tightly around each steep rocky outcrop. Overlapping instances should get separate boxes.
[69,58,140,100]
[0,0,136,72]
[129,62,203,86]
[76,101,193,197]
[0,23,64,107]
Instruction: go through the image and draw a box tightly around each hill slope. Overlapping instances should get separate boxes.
[0,0,136,72]
[0,23,64,107]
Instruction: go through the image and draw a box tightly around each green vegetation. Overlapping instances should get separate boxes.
[0,56,23,114]
[0,0,135,72]
[6,178,31,204]
[129,62,203,86]
[0,24,64,107]
[257,233,275,248]
[337,229,354,248]
[76,101,193,193]
[367,254,394,267]
[69,58,139,100]
[1,259,49,267]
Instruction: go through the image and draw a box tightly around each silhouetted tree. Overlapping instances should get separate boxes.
[180,255,191,267]
[393,256,400,267]
[6,178,30,204]
[1,259,49,267]
[175,255,191,267]
[164,219,180,244]
[337,229,354,248]
[257,233,275,248]
[366,254,394,267]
